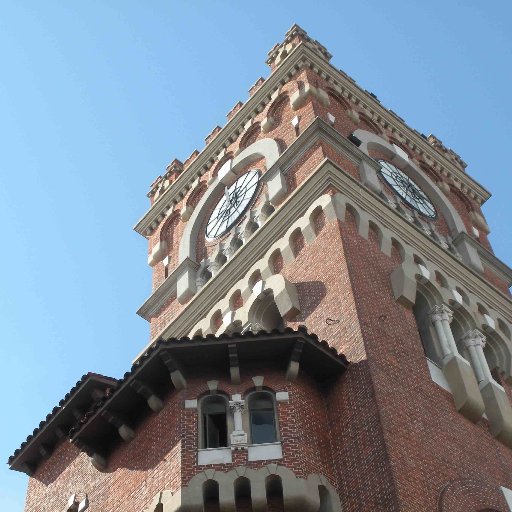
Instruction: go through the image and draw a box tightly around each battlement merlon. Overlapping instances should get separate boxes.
[427,134,467,170]
[266,24,332,69]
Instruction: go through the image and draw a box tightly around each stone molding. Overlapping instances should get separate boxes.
[134,155,511,362]
[462,231,512,286]
[177,138,283,292]
[190,274,301,338]
[140,118,492,322]
[134,42,489,237]
[143,465,342,512]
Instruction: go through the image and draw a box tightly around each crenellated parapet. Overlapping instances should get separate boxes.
[143,465,342,512]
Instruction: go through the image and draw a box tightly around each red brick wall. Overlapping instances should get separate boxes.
[25,391,183,512]
[24,369,340,512]
[335,202,512,510]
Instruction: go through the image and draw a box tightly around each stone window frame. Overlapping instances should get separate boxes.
[197,393,234,450]
[243,389,280,446]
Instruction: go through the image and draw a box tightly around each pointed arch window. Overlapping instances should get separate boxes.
[248,392,277,444]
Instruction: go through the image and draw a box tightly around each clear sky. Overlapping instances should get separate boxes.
[1,1,511,509]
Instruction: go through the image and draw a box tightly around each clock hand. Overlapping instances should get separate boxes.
[224,186,231,205]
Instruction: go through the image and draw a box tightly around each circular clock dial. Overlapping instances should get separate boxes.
[378,160,437,218]
[206,170,260,240]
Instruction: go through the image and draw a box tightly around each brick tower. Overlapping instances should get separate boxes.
[9,25,512,512]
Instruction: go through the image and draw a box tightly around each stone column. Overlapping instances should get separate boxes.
[430,304,456,359]
[229,394,247,448]
[461,329,491,384]
[429,304,485,423]
[460,329,512,447]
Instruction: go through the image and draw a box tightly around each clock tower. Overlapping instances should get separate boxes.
[10,25,512,512]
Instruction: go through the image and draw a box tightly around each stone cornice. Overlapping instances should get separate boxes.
[297,46,490,204]
[136,118,377,321]
[457,232,512,286]
[137,263,178,320]
[134,152,511,361]
[133,46,310,238]
[134,42,489,238]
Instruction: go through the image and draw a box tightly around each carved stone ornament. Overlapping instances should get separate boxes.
[229,400,245,415]
[462,329,487,349]
[430,304,453,324]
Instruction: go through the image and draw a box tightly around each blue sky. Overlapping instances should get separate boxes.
[1,1,511,509]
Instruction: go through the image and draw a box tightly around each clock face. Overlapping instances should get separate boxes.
[205,170,260,240]
[378,160,437,218]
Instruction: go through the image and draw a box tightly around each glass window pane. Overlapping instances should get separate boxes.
[249,393,277,444]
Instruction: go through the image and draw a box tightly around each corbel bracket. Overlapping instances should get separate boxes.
[228,344,241,384]
[160,351,187,390]
[100,410,136,442]
[286,340,304,381]
[130,379,164,413]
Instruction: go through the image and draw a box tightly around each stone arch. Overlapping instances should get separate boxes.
[177,465,342,512]
[239,123,261,151]
[247,290,285,332]
[211,152,234,180]
[354,129,483,273]
[413,282,445,365]
[148,211,181,267]
[437,478,509,512]
[325,87,351,111]
[484,330,512,382]
[240,274,300,330]
[451,303,478,356]
[268,92,290,122]
[355,129,466,235]
[177,138,283,303]
[358,113,382,135]
[187,181,207,208]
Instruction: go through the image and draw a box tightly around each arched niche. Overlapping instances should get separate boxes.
[353,129,483,273]
[176,138,284,304]
[248,291,285,332]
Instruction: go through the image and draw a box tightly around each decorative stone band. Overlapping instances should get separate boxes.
[135,36,488,239]
[142,465,342,512]
[135,156,511,370]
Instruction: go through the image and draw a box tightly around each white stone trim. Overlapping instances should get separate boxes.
[276,391,290,402]
[501,486,512,511]
[247,442,283,461]
[427,359,451,392]
[197,447,232,465]
[354,130,468,237]
[184,399,197,409]
[134,157,512,363]
[135,42,488,237]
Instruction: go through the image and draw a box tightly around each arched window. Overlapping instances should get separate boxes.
[248,392,277,444]
[413,293,441,365]
[200,395,228,449]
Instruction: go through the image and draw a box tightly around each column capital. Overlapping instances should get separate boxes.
[462,329,487,349]
[430,304,453,324]
[229,399,245,415]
